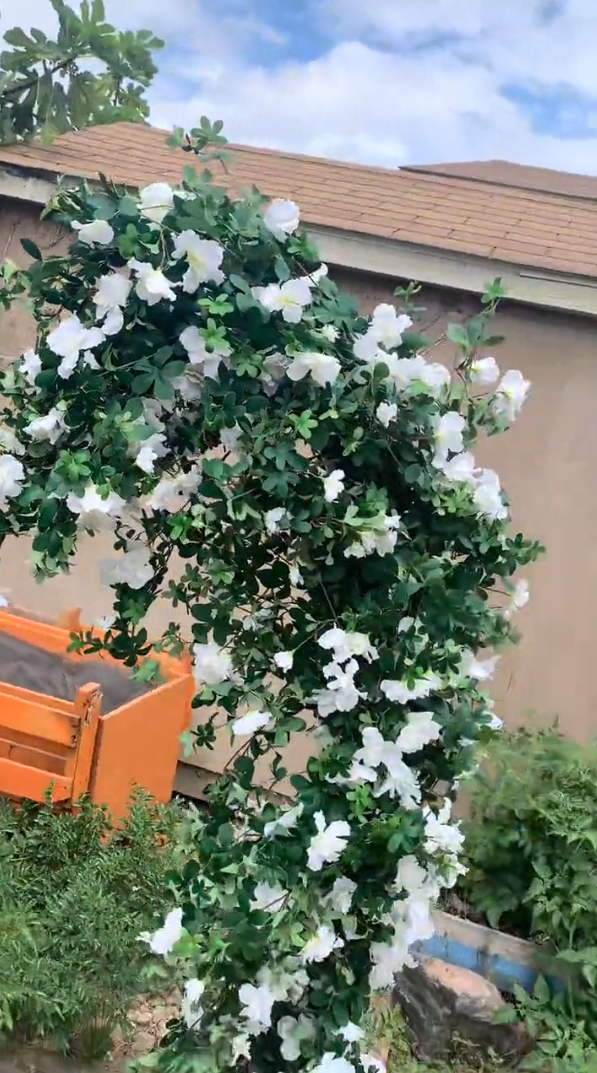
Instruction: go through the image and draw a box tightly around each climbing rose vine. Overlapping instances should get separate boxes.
[0,122,541,1072]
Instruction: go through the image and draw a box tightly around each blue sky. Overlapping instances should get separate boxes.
[5,0,597,172]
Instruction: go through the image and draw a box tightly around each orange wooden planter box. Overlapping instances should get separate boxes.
[0,606,194,822]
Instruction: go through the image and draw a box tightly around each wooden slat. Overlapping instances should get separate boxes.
[0,694,77,747]
[68,683,101,802]
[0,756,71,801]
[0,737,65,775]
[0,679,74,714]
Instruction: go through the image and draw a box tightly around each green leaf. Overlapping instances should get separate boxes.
[20,238,42,260]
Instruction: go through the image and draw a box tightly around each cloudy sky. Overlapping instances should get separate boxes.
[2,0,597,172]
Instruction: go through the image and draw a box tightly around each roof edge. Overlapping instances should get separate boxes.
[2,163,597,318]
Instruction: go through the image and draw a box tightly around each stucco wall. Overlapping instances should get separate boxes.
[0,197,595,798]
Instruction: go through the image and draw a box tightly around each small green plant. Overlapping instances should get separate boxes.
[459,726,597,952]
[365,1001,504,1072]
[0,792,179,1058]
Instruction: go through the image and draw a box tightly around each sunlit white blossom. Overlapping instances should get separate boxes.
[99,544,155,590]
[179,324,231,379]
[238,982,276,1031]
[468,355,500,386]
[20,349,42,387]
[301,924,345,964]
[274,650,294,672]
[323,469,345,502]
[193,641,234,686]
[506,578,530,617]
[138,907,183,956]
[253,278,312,323]
[318,628,378,664]
[264,802,303,837]
[424,799,465,856]
[72,219,114,245]
[66,484,126,532]
[440,451,477,484]
[420,362,451,395]
[307,811,351,871]
[277,1014,315,1061]
[147,467,201,513]
[473,468,508,521]
[0,427,24,455]
[260,351,287,394]
[397,710,442,752]
[47,315,105,379]
[376,401,397,427]
[371,303,413,349]
[263,198,299,240]
[265,507,287,534]
[287,350,341,387]
[0,455,24,509]
[93,271,132,335]
[172,232,225,292]
[232,709,273,737]
[315,1054,356,1073]
[138,182,174,223]
[458,650,499,681]
[337,1022,364,1043]
[250,881,287,912]
[320,324,339,342]
[326,876,357,914]
[129,259,177,305]
[25,406,66,444]
[369,939,411,990]
[360,1054,387,1073]
[314,659,363,717]
[134,432,168,475]
[381,671,442,703]
[493,369,531,422]
[182,978,205,1030]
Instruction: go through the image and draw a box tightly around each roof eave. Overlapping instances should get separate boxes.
[2,162,597,319]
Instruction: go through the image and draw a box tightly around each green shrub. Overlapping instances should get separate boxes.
[0,792,179,1058]
[459,727,597,953]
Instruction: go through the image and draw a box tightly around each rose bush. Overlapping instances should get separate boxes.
[0,121,541,1073]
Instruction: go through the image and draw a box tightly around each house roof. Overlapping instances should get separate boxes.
[0,122,596,281]
[405,159,597,201]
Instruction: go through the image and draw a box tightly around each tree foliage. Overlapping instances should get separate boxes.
[0,0,162,144]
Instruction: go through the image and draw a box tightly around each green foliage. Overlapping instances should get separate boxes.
[0,0,162,144]
[509,984,597,1073]
[460,727,597,953]
[0,793,179,1057]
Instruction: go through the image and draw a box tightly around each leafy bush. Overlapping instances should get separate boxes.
[459,726,597,953]
[0,793,179,1057]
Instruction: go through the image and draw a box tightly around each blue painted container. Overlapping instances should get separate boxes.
[416,910,566,994]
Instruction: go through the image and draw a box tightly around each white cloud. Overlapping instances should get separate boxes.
[2,0,597,173]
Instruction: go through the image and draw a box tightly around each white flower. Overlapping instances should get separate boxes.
[398,616,416,633]
[66,484,126,532]
[320,323,338,342]
[133,432,168,475]
[0,455,24,509]
[193,641,233,686]
[0,427,24,455]
[420,362,451,395]
[25,406,66,444]
[139,182,174,223]
[354,727,393,770]
[376,401,397,427]
[93,615,115,631]
[265,507,287,534]
[371,304,413,348]
[337,1022,364,1043]
[138,907,183,956]
[238,982,276,1030]
[493,369,531,422]
[99,544,155,590]
[260,351,287,394]
[147,468,201,513]
[458,650,499,681]
[253,278,312,323]
[274,651,293,672]
[301,924,344,963]
[182,978,205,1030]
[179,324,231,379]
[374,755,421,809]
[289,562,303,586]
[287,351,341,387]
[328,759,378,787]
[307,811,351,871]
[326,876,357,914]
[424,799,465,856]
[397,710,442,752]
[383,353,428,391]
[263,198,300,240]
[264,802,303,837]
[232,709,273,737]
[318,628,378,664]
[473,468,508,521]
[93,271,132,335]
[47,315,105,379]
[220,424,242,453]
[433,411,465,465]
[172,231,225,292]
[395,855,429,896]
[360,1054,386,1073]
[468,355,500,386]
[250,881,287,912]
[381,671,442,703]
[20,349,42,387]
[314,659,363,717]
[306,262,328,286]
[315,1055,356,1073]
[72,219,114,246]
[323,469,345,502]
[506,578,530,617]
[129,259,177,305]
[277,1014,314,1061]
[440,451,476,483]
[369,940,410,990]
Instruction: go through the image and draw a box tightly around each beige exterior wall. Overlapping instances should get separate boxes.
[0,198,595,797]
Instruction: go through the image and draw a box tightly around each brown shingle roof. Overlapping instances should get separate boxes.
[405,159,597,201]
[0,122,596,279]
